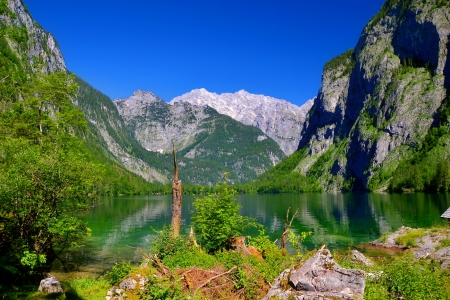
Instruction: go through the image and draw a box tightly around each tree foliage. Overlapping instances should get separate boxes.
[192,177,259,253]
[0,39,102,275]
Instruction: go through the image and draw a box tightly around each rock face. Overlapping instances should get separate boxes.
[295,0,450,191]
[171,88,314,156]
[2,0,66,73]
[264,248,366,300]
[114,90,285,185]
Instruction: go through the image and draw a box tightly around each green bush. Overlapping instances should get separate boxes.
[150,225,187,260]
[104,261,133,285]
[192,178,259,253]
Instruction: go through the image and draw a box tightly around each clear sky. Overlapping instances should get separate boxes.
[24,0,386,106]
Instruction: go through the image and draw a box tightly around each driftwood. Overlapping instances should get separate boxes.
[280,207,299,250]
[171,144,182,237]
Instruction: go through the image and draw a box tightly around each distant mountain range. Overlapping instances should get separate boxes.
[171,88,314,156]
[112,90,286,185]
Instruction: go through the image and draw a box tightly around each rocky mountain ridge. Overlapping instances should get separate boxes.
[113,90,286,185]
[171,88,314,156]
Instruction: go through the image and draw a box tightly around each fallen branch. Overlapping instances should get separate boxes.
[193,266,237,295]
[126,245,150,259]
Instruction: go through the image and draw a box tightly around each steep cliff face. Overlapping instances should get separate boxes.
[1,0,65,73]
[114,90,286,185]
[171,88,313,156]
[297,0,450,191]
[75,79,170,184]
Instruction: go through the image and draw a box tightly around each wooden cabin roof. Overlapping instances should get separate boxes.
[441,207,450,219]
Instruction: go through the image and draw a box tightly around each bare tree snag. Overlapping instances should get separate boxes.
[280,207,299,250]
[171,144,182,237]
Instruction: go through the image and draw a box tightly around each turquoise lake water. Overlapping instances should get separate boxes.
[52,193,450,277]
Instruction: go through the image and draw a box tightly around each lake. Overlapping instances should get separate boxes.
[52,193,450,277]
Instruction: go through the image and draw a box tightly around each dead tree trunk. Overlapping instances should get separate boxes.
[280,207,298,250]
[171,144,182,237]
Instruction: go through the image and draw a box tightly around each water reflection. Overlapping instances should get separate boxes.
[55,193,450,276]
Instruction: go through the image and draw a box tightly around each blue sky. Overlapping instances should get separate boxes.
[25,0,386,106]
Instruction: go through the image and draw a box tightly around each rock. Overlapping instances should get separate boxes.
[264,248,366,300]
[350,249,374,266]
[38,276,64,294]
[432,246,450,270]
[262,269,296,300]
[119,277,137,290]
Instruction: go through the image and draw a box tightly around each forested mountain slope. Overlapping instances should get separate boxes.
[258,0,450,192]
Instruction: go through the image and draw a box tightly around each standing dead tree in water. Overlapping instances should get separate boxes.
[171,144,182,237]
[280,207,299,250]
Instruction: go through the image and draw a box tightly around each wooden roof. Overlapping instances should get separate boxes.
[441,207,450,219]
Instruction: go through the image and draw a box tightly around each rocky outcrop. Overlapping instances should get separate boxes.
[2,0,66,73]
[295,0,450,191]
[114,90,285,185]
[263,248,366,300]
[370,226,450,269]
[171,88,314,156]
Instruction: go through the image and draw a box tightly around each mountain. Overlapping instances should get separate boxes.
[75,78,171,185]
[270,0,450,192]
[0,0,173,194]
[170,88,314,156]
[113,90,286,185]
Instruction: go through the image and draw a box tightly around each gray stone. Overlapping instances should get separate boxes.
[289,249,365,298]
[264,248,366,300]
[38,276,63,294]
[350,249,374,266]
[119,277,137,290]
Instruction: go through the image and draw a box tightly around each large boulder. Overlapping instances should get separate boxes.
[38,276,63,294]
[264,248,366,300]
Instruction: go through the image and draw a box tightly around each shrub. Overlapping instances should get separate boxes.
[192,177,259,253]
[150,225,187,260]
[104,261,133,285]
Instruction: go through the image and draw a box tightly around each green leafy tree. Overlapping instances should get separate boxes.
[192,175,259,253]
[0,69,102,275]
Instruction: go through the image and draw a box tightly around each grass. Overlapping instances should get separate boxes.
[395,228,426,247]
